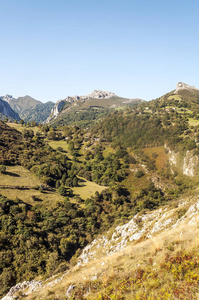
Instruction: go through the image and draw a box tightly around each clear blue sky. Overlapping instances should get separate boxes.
[1,0,199,102]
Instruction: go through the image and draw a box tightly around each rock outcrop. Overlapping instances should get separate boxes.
[0,99,20,120]
[46,99,66,122]
[166,145,199,177]
[175,82,199,94]
[80,90,117,100]
[46,90,118,123]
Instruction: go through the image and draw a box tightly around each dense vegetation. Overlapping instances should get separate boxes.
[52,107,113,129]
[20,101,55,123]
[1,86,199,297]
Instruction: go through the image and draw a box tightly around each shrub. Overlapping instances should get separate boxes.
[135,170,145,178]
[0,165,6,174]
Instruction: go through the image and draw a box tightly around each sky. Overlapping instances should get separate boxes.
[0,0,199,102]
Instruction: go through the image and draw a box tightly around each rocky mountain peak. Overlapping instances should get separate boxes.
[81,90,117,100]
[1,94,14,103]
[175,82,199,93]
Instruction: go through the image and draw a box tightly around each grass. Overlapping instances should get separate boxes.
[72,177,107,200]
[9,123,40,134]
[47,140,72,159]
[167,95,182,101]
[143,146,168,170]
[103,146,115,157]
[0,165,65,206]
[24,195,199,300]
[0,165,41,187]
[188,118,199,127]
[122,169,150,195]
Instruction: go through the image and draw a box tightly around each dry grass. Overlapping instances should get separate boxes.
[143,146,167,169]
[24,210,199,299]
[72,177,107,200]
[0,165,40,186]
[9,123,40,134]
[0,165,65,206]
[188,118,199,127]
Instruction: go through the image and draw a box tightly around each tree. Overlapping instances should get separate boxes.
[58,185,68,196]
[0,165,6,174]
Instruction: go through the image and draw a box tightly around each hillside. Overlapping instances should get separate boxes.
[1,83,199,299]
[20,101,55,123]
[0,100,20,121]
[46,90,145,128]
[8,95,42,114]
[3,187,199,299]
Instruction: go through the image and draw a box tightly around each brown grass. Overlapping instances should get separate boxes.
[143,146,167,169]
[24,210,199,299]
[0,165,65,206]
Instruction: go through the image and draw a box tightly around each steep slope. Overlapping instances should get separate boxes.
[0,99,20,121]
[1,83,199,299]
[20,101,55,123]
[8,95,42,114]
[0,120,22,164]
[3,188,199,299]
[91,82,199,148]
[46,90,144,127]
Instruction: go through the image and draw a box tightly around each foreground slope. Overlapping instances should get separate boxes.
[1,83,199,299]
[3,188,199,299]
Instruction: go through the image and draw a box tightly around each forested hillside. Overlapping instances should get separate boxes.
[1,83,199,298]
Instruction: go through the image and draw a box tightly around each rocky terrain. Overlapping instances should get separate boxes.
[0,99,20,121]
[175,82,199,93]
[46,90,144,123]
[2,188,199,299]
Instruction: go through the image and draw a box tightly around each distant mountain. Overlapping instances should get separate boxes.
[46,90,145,127]
[0,99,20,121]
[6,95,42,114]
[90,82,199,150]
[20,101,55,123]
[1,94,55,123]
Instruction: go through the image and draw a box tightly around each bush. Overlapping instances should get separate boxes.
[0,165,6,174]
[135,170,145,178]
[58,185,68,196]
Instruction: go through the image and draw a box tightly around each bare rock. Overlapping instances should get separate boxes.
[175,82,199,93]
[65,284,75,299]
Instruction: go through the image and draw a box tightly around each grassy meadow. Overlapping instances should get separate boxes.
[0,165,65,206]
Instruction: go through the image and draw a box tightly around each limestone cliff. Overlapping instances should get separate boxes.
[175,82,199,94]
[0,99,20,120]
[46,90,119,123]
[166,145,199,177]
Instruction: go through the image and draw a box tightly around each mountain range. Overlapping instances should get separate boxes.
[0,90,144,125]
[1,82,199,299]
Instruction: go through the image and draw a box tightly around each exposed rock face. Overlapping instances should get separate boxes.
[77,197,199,266]
[46,90,118,123]
[1,94,14,103]
[166,145,199,177]
[2,280,42,299]
[183,151,199,176]
[0,99,20,120]
[175,82,199,94]
[46,99,66,122]
[80,90,117,100]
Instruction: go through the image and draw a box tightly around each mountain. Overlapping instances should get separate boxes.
[1,94,56,123]
[0,99,20,121]
[20,101,55,123]
[8,95,42,114]
[46,90,145,127]
[1,82,199,299]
